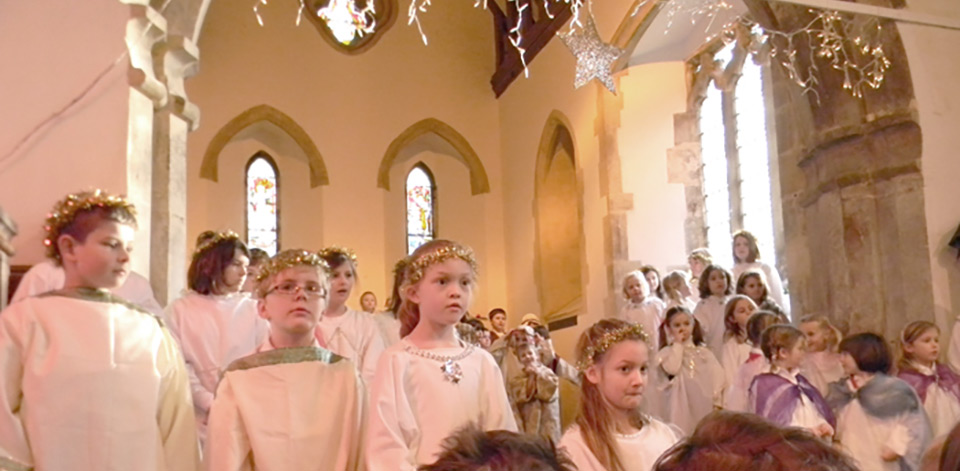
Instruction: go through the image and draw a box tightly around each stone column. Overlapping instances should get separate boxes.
[151,35,199,305]
[0,208,17,310]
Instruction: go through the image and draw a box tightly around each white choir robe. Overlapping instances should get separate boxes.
[910,363,960,438]
[366,341,518,470]
[0,289,200,471]
[725,349,768,411]
[166,292,268,440]
[693,295,728,359]
[721,337,751,396]
[373,312,402,347]
[317,309,386,388]
[559,419,682,471]
[949,315,960,373]
[10,259,164,317]
[204,340,365,471]
[618,298,666,351]
[656,341,726,434]
[732,261,785,309]
[800,351,845,396]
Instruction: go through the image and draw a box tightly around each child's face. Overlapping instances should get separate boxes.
[624,275,647,303]
[707,270,727,296]
[491,312,507,332]
[586,340,648,412]
[644,271,660,292]
[741,276,764,303]
[517,344,539,366]
[668,313,693,343]
[258,266,327,336]
[220,249,250,294]
[360,293,377,313]
[776,338,806,370]
[734,236,751,262]
[407,258,474,329]
[61,220,136,289]
[904,328,940,365]
[241,262,262,292]
[839,352,861,376]
[732,299,756,329]
[800,321,828,352]
[328,262,356,307]
[478,331,492,348]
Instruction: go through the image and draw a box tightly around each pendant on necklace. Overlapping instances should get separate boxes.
[441,359,463,384]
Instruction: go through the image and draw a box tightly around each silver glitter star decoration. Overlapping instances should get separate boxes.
[559,11,625,94]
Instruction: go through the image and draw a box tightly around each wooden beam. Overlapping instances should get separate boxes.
[771,0,960,30]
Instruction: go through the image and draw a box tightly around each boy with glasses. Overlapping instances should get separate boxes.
[204,249,365,470]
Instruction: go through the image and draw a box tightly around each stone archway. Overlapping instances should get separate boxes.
[200,104,330,188]
[377,118,490,195]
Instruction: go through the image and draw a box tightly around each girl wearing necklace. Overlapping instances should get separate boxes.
[365,240,517,470]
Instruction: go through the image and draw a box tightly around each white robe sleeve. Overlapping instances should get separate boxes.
[204,375,252,471]
[0,307,34,469]
[949,318,960,373]
[762,263,785,308]
[156,328,202,471]
[165,301,215,416]
[9,262,62,304]
[359,319,386,390]
[366,353,419,471]
[658,343,685,376]
[481,356,519,432]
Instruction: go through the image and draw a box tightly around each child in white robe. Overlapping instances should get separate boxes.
[720,295,756,389]
[560,319,681,471]
[656,306,726,434]
[798,314,844,396]
[10,258,164,317]
[725,311,780,411]
[731,230,785,309]
[205,250,365,471]
[0,190,199,471]
[166,231,268,442]
[366,240,517,470]
[661,270,696,312]
[618,270,666,351]
[692,264,732,358]
[896,320,960,438]
[828,332,931,471]
[317,246,386,387]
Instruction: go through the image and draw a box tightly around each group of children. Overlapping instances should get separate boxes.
[1,189,959,471]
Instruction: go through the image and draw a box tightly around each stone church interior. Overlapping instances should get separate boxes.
[2,0,960,469]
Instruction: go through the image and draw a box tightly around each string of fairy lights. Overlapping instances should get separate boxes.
[253,0,896,99]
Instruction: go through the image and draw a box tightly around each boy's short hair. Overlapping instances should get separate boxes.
[420,424,576,471]
[838,332,892,374]
[489,308,507,320]
[44,190,137,265]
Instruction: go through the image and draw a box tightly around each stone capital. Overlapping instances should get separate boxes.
[125,4,168,107]
[161,35,201,130]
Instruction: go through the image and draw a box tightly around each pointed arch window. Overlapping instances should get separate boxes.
[405,163,436,255]
[246,152,280,256]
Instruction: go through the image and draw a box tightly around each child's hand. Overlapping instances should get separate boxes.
[815,423,834,438]
[881,446,900,462]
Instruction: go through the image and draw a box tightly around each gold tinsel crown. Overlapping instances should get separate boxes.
[255,249,331,297]
[405,242,478,285]
[194,230,243,256]
[317,246,359,266]
[43,190,137,263]
[576,323,649,372]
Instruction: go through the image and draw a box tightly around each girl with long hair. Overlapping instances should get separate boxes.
[897,320,960,438]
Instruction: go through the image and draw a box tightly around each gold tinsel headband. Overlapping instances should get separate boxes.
[405,243,478,285]
[43,190,137,263]
[576,323,649,372]
[317,246,359,266]
[255,249,331,296]
[194,230,242,256]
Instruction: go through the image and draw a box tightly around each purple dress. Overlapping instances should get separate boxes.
[897,363,960,403]
[750,371,836,429]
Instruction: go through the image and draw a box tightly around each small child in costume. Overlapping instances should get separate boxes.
[720,295,757,387]
[618,270,666,351]
[828,333,931,471]
[560,319,682,471]
[204,250,365,470]
[896,320,960,438]
[749,325,835,439]
[692,264,733,358]
[506,327,561,442]
[725,310,781,411]
[656,306,726,434]
[798,314,845,396]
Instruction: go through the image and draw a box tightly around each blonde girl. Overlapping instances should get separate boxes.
[366,240,516,470]
[660,270,695,312]
[559,319,681,471]
[656,306,727,434]
[618,270,665,351]
[897,320,960,437]
[720,295,757,387]
[798,314,844,395]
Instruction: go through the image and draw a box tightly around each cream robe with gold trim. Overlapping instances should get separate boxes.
[0,289,200,471]
[205,344,365,471]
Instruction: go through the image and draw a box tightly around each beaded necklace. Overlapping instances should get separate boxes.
[403,340,475,384]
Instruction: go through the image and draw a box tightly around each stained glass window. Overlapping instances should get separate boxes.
[246,154,279,256]
[406,164,435,255]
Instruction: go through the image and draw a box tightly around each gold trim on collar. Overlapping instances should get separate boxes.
[37,288,162,327]
[225,346,346,373]
[0,455,33,471]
